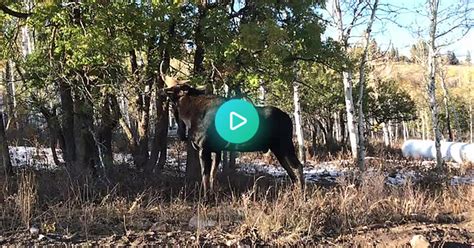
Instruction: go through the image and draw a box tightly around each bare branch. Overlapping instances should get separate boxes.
[0,4,31,18]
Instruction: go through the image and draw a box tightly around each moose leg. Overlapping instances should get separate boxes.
[271,148,305,192]
[198,149,212,196]
[210,151,221,194]
[271,148,297,182]
[285,153,305,192]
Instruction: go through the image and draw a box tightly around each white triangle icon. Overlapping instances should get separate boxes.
[230,112,247,131]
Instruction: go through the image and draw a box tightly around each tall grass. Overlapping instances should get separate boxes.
[0,166,471,245]
[16,170,37,228]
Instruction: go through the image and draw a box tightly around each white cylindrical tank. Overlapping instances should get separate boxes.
[401,139,474,163]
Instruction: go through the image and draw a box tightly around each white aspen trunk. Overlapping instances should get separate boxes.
[5,60,17,130]
[413,123,417,139]
[382,122,390,146]
[403,121,408,141]
[120,95,131,128]
[422,113,426,140]
[21,26,33,56]
[355,0,378,170]
[293,81,306,163]
[343,71,358,157]
[223,83,236,170]
[370,118,374,140]
[21,0,34,56]
[388,120,394,143]
[258,82,266,105]
[395,122,399,141]
[334,112,341,142]
[470,101,473,143]
[427,0,443,168]
[333,0,358,159]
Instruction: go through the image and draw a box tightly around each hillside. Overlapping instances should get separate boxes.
[375,62,474,108]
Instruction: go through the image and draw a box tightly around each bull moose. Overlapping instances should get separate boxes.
[163,74,304,195]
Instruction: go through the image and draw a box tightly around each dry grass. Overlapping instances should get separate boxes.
[16,171,37,229]
[0,163,472,245]
[231,173,471,245]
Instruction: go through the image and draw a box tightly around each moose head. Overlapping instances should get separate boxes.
[161,64,204,141]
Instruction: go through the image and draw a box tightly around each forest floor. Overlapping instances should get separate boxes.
[0,146,473,247]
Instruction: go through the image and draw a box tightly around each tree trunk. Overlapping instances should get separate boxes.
[21,26,33,56]
[5,59,17,130]
[193,4,206,76]
[146,92,169,173]
[21,0,34,55]
[137,79,152,168]
[311,125,317,157]
[440,73,453,141]
[339,110,345,144]
[333,0,359,159]
[293,81,306,163]
[395,122,399,141]
[0,111,12,176]
[370,118,375,140]
[334,112,341,142]
[470,101,473,143]
[38,106,64,167]
[403,121,408,141]
[421,113,426,140]
[316,119,336,151]
[382,122,390,146]
[98,95,119,168]
[427,0,443,168]
[58,80,76,165]
[258,83,266,105]
[388,120,394,143]
[73,94,99,172]
[355,0,378,170]
[343,71,358,158]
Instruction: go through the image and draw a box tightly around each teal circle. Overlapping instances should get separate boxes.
[215,99,260,144]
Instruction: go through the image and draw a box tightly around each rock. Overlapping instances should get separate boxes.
[225,239,237,246]
[188,215,217,229]
[29,226,40,237]
[37,234,54,242]
[410,235,430,248]
[37,234,47,241]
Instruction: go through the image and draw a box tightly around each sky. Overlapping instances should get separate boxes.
[322,0,473,58]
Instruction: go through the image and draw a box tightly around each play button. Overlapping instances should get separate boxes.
[230,112,247,131]
[215,99,259,144]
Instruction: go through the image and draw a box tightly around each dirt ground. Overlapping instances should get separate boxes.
[1,220,472,246]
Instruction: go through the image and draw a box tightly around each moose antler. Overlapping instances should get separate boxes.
[160,60,190,88]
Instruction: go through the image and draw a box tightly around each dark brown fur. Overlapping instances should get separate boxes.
[166,84,304,195]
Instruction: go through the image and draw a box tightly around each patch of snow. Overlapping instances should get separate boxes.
[9,146,63,169]
[113,153,133,164]
[7,146,474,187]
[237,161,349,184]
[385,170,419,186]
[450,175,474,186]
